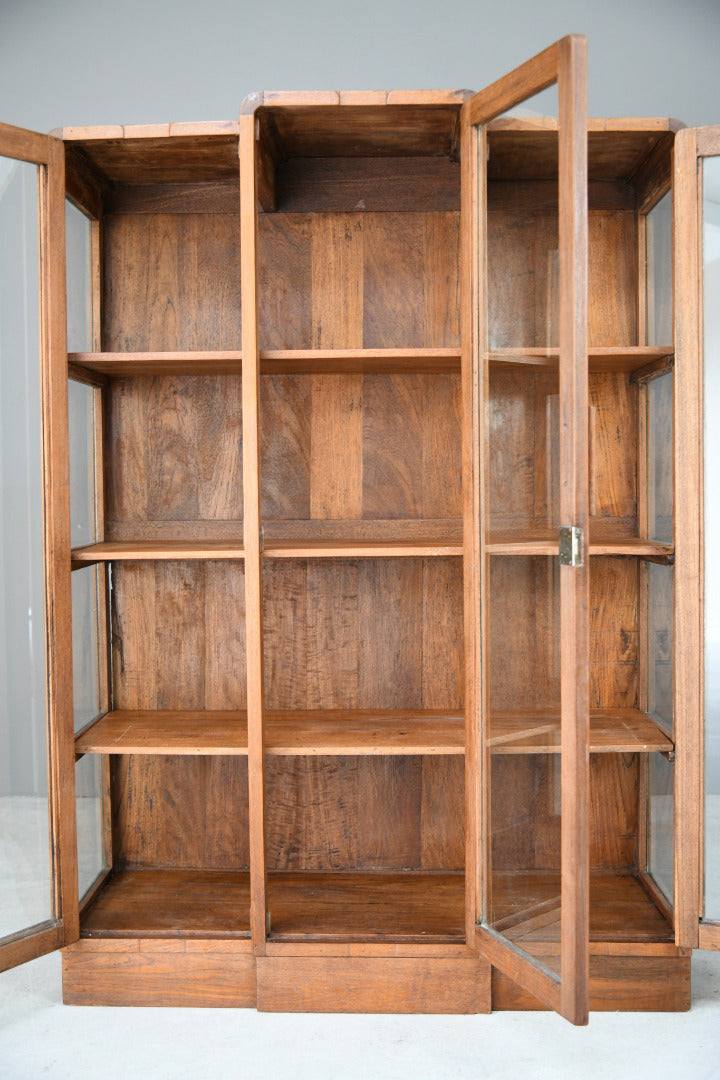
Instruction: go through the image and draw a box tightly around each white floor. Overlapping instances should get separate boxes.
[0,949,717,1080]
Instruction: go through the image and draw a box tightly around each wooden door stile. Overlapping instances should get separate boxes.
[42,136,81,944]
[673,127,703,948]
[240,112,267,954]
[557,33,590,1026]
[461,93,482,952]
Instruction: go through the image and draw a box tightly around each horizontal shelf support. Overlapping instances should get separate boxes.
[75,707,673,758]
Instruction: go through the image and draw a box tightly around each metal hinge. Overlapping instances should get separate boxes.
[559,525,583,567]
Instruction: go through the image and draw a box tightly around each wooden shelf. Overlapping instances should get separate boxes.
[80,870,251,938]
[71,535,673,564]
[69,348,462,378]
[75,711,250,755]
[267,871,464,943]
[264,538,462,558]
[487,534,673,561]
[78,867,672,945]
[75,707,671,758]
[488,345,673,373]
[71,541,245,565]
[69,351,243,377]
[265,710,463,754]
[490,872,673,944]
[489,708,673,754]
[260,348,461,373]
[267,870,671,944]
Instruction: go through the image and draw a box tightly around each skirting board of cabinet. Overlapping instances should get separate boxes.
[256,956,491,1013]
[61,938,256,1008]
[492,955,691,1012]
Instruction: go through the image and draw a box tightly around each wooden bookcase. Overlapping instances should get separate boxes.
[1,36,717,1023]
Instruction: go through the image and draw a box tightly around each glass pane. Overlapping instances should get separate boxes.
[68,379,97,547]
[648,563,673,735]
[484,85,564,980]
[487,86,560,351]
[72,565,102,733]
[76,755,105,901]
[646,192,673,346]
[703,156,720,918]
[0,156,54,937]
[648,752,674,904]
[647,373,673,544]
[65,200,93,353]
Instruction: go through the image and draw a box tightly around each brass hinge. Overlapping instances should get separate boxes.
[559,525,583,567]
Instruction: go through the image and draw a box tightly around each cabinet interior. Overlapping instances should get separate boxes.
[66,107,677,952]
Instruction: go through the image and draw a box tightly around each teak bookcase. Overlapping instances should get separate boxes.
[1,36,717,1024]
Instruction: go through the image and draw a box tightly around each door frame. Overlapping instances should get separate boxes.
[0,121,78,974]
[460,36,590,1023]
[674,124,720,951]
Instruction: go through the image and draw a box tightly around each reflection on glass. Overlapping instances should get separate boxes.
[648,752,674,904]
[487,86,559,350]
[65,200,93,353]
[646,192,673,346]
[72,566,102,733]
[76,755,105,901]
[647,374,673,544]
[703,157,720,918]
[648,564,673,736]
[68,379,97,547]
[0,157,53,938]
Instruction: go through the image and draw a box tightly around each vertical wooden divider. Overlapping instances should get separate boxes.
[240,112,267,952]
[558,33,589,1026]
[673,127,702,949]
[43,136,80,944]
[461,102,479,949]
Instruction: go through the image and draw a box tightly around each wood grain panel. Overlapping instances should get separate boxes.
[355,757,423,868]
[106,376,243,536]
[63,938,257,1008]
[590,556,638,708]
[305,559,360,709]
[112,561,247,710]
[489,369,636,529]
[257,956,490,1013]
[257,212,460,351]
[363,216,425,348]
[260,375,311,519]
[487,203,636,348]
[257,215,312,349]
[263,558,462,711]
[589,373,637,520]
[362,374,424,518]
[491,953,690,1011]
[79,870,250,934]
[265,757,359,870]
[421,756,465,868]
[587,210,637,346]
[490,754,638,872]
[488,554,638,712]
[103,214,241,350]
[312,214,363,347]
[357,559,423,708]
[112,758,249,869]
[422,556,464,708]
[310,375,363,518]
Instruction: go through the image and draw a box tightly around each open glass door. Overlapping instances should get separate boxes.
[0,122,77,972]
[675,125,720,951]
[461,37,589,1022]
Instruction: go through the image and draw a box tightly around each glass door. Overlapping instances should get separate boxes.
[674,126,720,951]
[461,37,590,1022]
[0,122,76,972]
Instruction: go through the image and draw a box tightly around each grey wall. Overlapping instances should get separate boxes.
[1,0,720,130]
